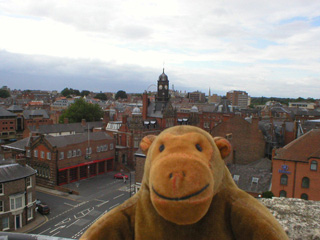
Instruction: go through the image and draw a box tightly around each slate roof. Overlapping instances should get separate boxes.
[23,109,49,119]
[274,129,320,162]
[7,105,24,112]
[45,132,113,148]
[2,137,31,151]
[3,132,112,150]
[0,106,17,117]
[147,102,168,118]
[0,163,36,183]
[28,121,105,134]
[227,158,272,194]
[28,123,84,134]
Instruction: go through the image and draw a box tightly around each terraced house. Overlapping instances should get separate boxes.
[0,163,36,231]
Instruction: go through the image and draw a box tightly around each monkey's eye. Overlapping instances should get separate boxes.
[195,144,202,152]
[159,144,165,152]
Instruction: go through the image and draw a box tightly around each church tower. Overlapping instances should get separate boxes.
[156,68,169,102]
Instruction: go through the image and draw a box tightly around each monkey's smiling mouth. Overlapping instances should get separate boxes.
[152,184,209,201]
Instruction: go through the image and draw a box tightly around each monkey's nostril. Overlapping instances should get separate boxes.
[182,171,186,177]
[169,173,173,179]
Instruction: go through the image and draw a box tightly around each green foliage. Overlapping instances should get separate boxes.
[95,93,107,100]
[0,89,10,98]
[262,191,274,198]
[115,90,127,100]
[61,88,81,97]
[250,96,316,106]
[81,90,90,97]
[59,98,103,123]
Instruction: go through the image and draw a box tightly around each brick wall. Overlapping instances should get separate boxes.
[211,115,265,164]
[135,155,146,184]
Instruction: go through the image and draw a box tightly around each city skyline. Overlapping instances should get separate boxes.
[0,0,320,98]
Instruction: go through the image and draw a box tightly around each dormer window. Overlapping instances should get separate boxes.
[252,177,259,184]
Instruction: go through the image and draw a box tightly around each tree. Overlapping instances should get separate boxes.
[262,191,274,198]
[115,90,127,100]
[59,98,103,123]
[81,90,90,97]
[0,89,10,98]
[95,93,107,100]
[61,88,81,97]
[61,88,71,97]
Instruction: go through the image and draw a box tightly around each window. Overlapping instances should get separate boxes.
[97,146,101,152]
[26,150,31,157]
[0,183,3,195]
[73,150,76,157]
[27,208,33,220]
[226,133,233,140]
[302,177,310,188]
[104,145,108,151]
[89,147,92,154]
[59,152,64,160]
[47,152,51,160]
[0,200,3,212]
[2,217,9,230]
[252,177,259,184]
[311,160,318,171]
[67,150,72,158]
[280,174,288,185]
[28,192,32,204]
[26,177,32,188]
[301,193,308,200]
[34,150,38,157]
[41,151,45,159]
[279,190,287,197]
[10,194,24,210]
[134,138,139,148]
[110,143,114,150]
[233,175,240,182]
[204,122,209,129]
[77,149,81,156]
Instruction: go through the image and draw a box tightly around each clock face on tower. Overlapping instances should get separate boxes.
[159,85,163,90]
[164,85,168,90]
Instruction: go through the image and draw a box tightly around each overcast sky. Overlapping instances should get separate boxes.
[0,0,320,98]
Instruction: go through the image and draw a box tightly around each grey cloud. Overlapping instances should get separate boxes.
[0,51,160,92]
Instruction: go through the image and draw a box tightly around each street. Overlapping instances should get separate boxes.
[30,171,134,239]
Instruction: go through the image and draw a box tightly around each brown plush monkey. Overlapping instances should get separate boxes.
[81,126,288,240]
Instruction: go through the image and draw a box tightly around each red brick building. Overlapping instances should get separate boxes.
[106,108,160,171]
[4,132,115,188]
[211,115,265,165]
[272,129,320,200]
[0,107,17,143]
[23,109,53,130]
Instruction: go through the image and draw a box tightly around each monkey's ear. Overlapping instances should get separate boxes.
[213,137,231,159]
[140,135,157,155]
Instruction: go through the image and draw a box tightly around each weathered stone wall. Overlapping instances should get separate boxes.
[260,197,320,240]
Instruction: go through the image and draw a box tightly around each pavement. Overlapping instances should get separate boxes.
[15,186,79,234]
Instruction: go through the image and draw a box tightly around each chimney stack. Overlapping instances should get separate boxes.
[122,115,128,124]
[142,91,148,120]
[81,119,86,127]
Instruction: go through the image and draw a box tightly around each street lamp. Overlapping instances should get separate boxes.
[129,171,131,198]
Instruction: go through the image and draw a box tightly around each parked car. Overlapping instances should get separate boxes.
[114,173,128,179]
[37,203,50,215]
